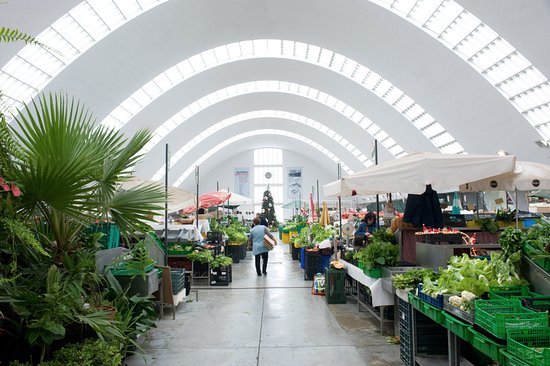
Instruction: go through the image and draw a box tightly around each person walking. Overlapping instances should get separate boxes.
[249,217,276,276]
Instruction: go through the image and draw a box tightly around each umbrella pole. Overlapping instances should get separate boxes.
[316,180,320,221]
[337,162,342,256]
[374,139,380,229]
[515,188,519,229]
[195,166,199,230]
[164,143,169,266]
[216,181,219,220]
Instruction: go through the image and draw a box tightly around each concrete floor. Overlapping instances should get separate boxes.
[125,243,401,366]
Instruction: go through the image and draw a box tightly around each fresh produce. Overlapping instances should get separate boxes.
[360,240,398,269]
[448,291,477,312]
[187,249,214,264]
[210,255,233,269]
[496,208,516,222]
[310,223,336,243]
[392,268,438,290]
[421,253,524,297]
[292,228,310,248]
[330,261,345,269]
[475,218,499,234]
[498,227,524,262]
[370,228,397,244]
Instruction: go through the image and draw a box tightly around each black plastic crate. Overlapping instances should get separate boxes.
[325,268,346,304]
[206,231,223,244]
[210,266,232,286]
[304,251,322,280]
[291,244,300,260]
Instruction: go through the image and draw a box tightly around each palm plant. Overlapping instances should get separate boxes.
[3,93,166,257]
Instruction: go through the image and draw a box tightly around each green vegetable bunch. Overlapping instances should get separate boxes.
[362,241,399,269]
[370,228,396,244]
[392,268,438,290]
[496,208,516,222]
[210,254,233,269]
[498,227,524,262]
[475,218,499,234]
[524,217,550,257]
[292,228,310,248]
[187,249,214,264]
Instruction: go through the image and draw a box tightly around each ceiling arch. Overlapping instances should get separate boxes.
[1,0,548,143]
[99,39,463,154]
[150,110,369,182]
[172,129,353,187]
[138,80,407,159]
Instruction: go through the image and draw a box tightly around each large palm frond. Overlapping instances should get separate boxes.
[10,94,101,220]
[108,184,166,235]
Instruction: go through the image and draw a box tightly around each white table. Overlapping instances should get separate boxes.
[152,224,203,242]
[340,259,394,334]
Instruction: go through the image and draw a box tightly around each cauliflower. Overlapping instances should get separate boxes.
[449,295,463,307]
[461,291,477,302]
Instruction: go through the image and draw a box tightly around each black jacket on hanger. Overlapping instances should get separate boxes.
[403,184,444,228]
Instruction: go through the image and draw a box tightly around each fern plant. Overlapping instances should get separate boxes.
[0,26,44,47]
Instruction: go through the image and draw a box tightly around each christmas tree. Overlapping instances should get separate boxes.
[261,188,278,228]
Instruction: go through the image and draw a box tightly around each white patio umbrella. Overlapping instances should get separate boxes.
[119,176,195,212]
[218,189,252,206]
[323,152,516,196]
[459,161,550,227]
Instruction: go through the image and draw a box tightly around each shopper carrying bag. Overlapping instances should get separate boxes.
[249,216,277,276]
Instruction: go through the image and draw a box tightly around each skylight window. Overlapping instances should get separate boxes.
[171,129,353,187]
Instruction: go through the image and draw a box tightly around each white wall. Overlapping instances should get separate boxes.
[194,148,338,221]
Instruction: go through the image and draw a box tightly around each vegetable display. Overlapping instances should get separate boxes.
[392,268,438,290]
[498,227,524,262]
[421,253,524,297]
[187,250,214,264]
[448,291,477,312]
[210,255,233,269]
[358,240,398,269]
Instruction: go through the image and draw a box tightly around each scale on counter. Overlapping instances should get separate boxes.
[342,223,354,246]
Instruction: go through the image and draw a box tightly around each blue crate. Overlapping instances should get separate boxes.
[300,247,306,269]
[321,255,331,273]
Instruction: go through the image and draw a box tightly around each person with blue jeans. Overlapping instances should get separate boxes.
[249,217,276,276]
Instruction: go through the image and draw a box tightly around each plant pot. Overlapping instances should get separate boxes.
[95,305,117,321]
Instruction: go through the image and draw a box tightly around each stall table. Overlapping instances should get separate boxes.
[340,259,394,334]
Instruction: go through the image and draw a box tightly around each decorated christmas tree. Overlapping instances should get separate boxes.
[261,188,278,228]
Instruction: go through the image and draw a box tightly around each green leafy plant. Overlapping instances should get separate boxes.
[187,250,214,264]
[359,241,399,269]
[475,217,499,234]
[498,226,524,262]
[370,228,396,244]
[38,338,122,366]
[495,208,516,223]
[210,255,233,269]
[392,268,438,290]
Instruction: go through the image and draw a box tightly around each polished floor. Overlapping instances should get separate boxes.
[125,241,401,366]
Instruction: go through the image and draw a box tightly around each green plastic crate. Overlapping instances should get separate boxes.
[364,267,382,278]
[469,328,506,364]
[443,312,473,342]
[325,268,346,304]
[507,328,550,366]
[408,292,423,311]
[475,300,548,339]
[533,256,550,272]
[500,349,531,366]
[421,301,446,325]
[489,285,531,299]
[87,222,120,249]
[110,262,155,276]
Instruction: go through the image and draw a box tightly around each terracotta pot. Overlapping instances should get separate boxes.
[96,305,117,321]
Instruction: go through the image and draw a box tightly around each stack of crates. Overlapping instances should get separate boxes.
[210,265,232,286]
[170,268,185,295]
[325,268,346,304]
[399,297,448,366]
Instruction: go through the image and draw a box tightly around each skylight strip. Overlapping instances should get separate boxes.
[369,0,550,140]
[0,0,168,116]
[170,129,353,187]
[150,110,369,181]
[137,80,405,160]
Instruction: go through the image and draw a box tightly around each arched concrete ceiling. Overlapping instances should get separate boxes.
[2,0,550,186]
